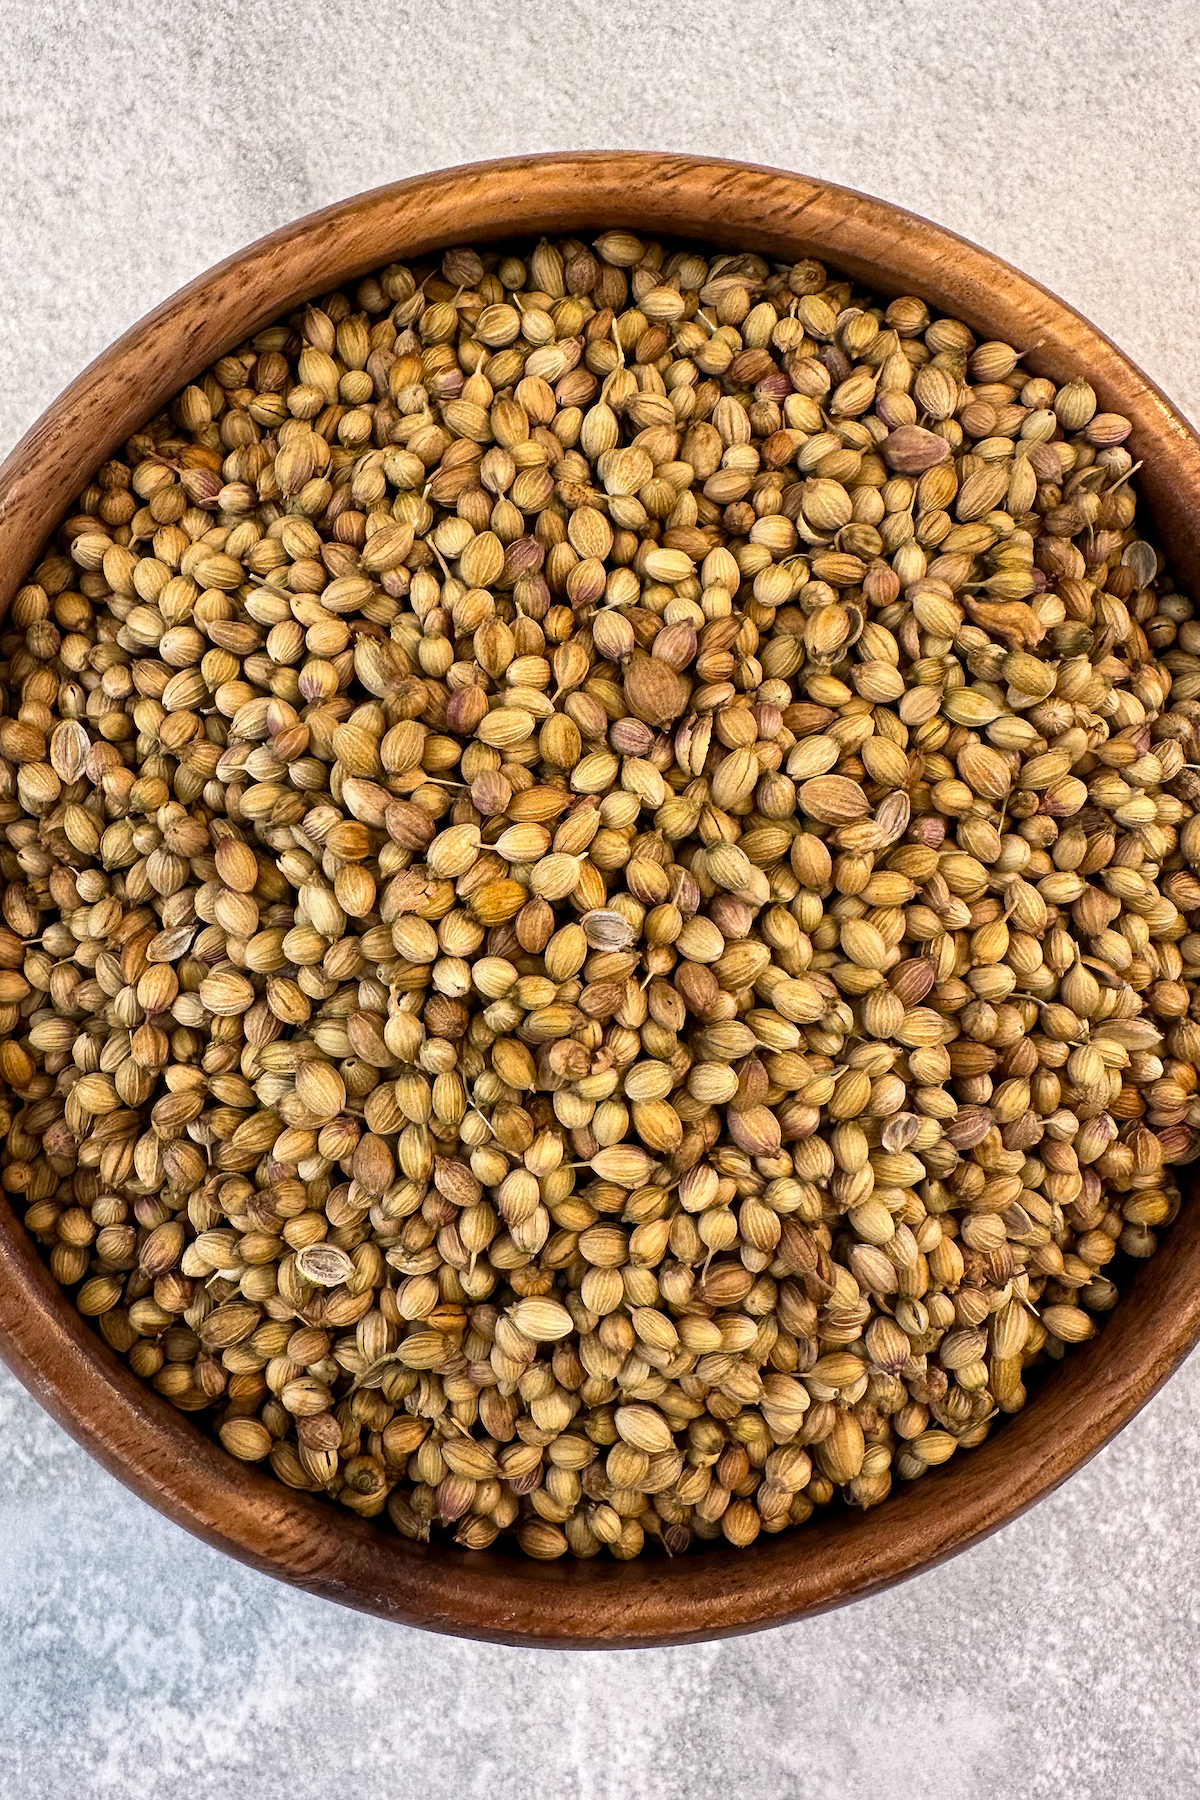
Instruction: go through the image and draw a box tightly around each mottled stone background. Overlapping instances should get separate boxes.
[3,3,1200,1793]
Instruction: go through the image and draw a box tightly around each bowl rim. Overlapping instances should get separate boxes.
[3,149,1200,1649]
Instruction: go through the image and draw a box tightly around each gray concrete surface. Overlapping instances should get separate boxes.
[2,1,1200,1793]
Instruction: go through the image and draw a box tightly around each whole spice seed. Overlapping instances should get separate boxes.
[1,231,1198,1563]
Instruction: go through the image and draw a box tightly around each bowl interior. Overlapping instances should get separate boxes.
[2,152,1200,1646]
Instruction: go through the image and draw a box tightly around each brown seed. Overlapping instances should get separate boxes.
[798,775,870,824]
[580,909,636,951]
[623,651,689,726]
[814,1412,866,1484]
[295,1243,355,1288]
[295,1061,346,1122]
[881,425,951,473]
[510,1298,574,1341]
[219,1418,274,1461]
[198,970,256,1016]
[614,1404,674,1453]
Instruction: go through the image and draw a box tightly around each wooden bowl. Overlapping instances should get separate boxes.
[2,152,1200,1648]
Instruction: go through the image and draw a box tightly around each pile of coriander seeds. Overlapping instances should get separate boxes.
[2,226,1199,1561]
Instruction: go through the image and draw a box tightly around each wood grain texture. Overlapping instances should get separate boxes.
[1,151,1199,1648]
